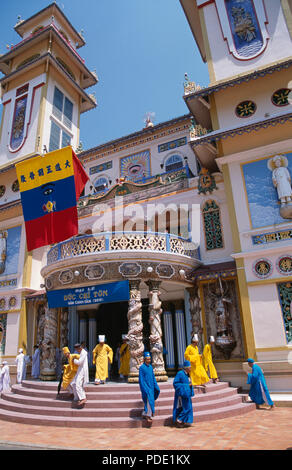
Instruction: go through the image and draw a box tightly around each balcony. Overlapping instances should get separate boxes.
[47,231,198,264]
[41,232,201,290]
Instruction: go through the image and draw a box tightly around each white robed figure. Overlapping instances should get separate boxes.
[15,349,25,383]
[81,342,89,384]
[0,361,11,393]
[31,345,40,379]
[71,343,88,406]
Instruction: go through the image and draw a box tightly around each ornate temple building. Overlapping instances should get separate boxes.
[180,0,292,390]
[0,1,291,390]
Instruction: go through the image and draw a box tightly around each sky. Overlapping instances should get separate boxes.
[0,0,210,151]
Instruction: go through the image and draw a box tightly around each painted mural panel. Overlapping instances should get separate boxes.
[225,0,263,58]
[242,153,292,228]
[0,226,22,278]
[215,0,269,61]
[120,150,151,181]
[10,94,28,151]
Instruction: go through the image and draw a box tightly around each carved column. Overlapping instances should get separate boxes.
[187,285,204,352]
[146,280,168,382]
[40,305,58,381]
[59,308,69,349]
[127,280,144,383]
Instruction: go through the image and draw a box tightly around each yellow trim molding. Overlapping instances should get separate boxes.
[256,346,292,352]
[221,164,241,252]
[18,296,28,354]
[22,248,33,288]
[248,276,292,287]
[235,258,257,360]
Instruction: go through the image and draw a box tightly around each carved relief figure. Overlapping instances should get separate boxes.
[60,309,69,348]
[209,279,237,359]
[36,303,46,345]
[231,5,256,42]
[147,281,167,381]
[127,281,144,381]
[40,307,58,379]
[187,286,203,353]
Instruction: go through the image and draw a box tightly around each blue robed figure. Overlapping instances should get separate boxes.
[173,360,194,427]
[139,352,160,422]
[247,358,274,408]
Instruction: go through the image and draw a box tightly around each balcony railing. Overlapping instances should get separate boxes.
[47,232,199,265]
[81,165,191,201]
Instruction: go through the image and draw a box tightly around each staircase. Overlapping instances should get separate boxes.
[0,380,255,428]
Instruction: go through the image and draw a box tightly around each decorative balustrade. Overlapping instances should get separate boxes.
[47,232,199,265]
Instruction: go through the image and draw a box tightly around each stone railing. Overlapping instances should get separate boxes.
[47,232,199,265]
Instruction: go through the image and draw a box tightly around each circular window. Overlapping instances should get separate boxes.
[12,180,19,192]
[253,258,272,279]
[272,89,290,107]
[235,100,256,118]
[0,186,6,197]
[277,256,292,275]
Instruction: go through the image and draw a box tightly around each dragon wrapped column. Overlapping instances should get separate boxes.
[127,280,144,383]
[146,280,168,382]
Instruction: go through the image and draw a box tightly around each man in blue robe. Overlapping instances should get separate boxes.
[247,358,274,409]
[139,352,160,423]
[173,360,194,427]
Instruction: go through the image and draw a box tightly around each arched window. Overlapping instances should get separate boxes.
[165,154,183,172]
[94,176,108,192]
[202,200,223,250]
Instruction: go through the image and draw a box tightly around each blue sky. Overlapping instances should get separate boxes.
[0,0,209,151]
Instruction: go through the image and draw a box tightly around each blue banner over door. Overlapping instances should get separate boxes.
[47,280,130,308]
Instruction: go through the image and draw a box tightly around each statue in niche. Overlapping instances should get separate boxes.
[268,154,292,220]
[0,231,7,275]
[209,278,237,359]
[269,155,292,205]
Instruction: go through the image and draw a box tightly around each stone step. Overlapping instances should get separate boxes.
[12,381,233,401]
[0,379,255,428]
[20,379,230,393]
[0,393,244,418]
[0,401,256,428]
[5,384,240,410]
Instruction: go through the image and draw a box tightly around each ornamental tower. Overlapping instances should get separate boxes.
[181,0,292,390]
[0,3,97,360]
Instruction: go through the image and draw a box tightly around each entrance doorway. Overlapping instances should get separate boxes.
[95,301,128,378]
[76,298,153,380]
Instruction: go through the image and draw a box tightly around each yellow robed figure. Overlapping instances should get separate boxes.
[184,335,209,387]
[119,337,130,377]
[93,336,113,384]
[203,337,218,383]
[62,347,80,390]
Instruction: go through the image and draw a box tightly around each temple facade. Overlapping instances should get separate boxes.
[0,1,291,390]
[180,0,292,390]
